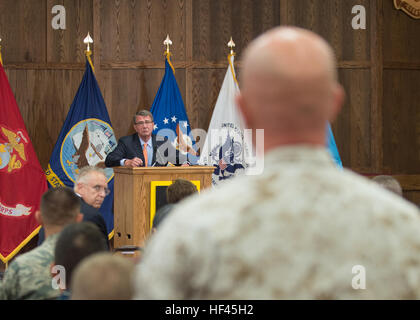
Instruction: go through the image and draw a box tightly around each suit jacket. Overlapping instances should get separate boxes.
[105,133,185,167]
[37,198,109,249]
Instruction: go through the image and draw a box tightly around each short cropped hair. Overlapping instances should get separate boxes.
[372,175,403,196]
[54,222,109,289]
[133,109,154,123]
[75,166,106,186]
[40,187,80,226]
[167,179,198,204]
[71,253,135,300]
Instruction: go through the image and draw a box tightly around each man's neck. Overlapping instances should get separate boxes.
[44,225,63,239]
[139,135,152,144]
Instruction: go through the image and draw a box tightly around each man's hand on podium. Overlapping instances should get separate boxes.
[124,157,143,167]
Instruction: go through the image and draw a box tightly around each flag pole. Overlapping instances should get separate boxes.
[0,37,3,66]
[227,37,239,87]
[84,32,94,72]
[163,34,175,74]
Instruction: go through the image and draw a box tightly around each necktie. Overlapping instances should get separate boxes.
[143,143,148,167]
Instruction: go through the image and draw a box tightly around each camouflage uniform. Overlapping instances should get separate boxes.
[134,146,420,299]
[0,233,60,300]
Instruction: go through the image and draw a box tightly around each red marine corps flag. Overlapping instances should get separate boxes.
[0,45,47,264]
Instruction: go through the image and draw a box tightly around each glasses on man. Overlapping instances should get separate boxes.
[89,185,111,196]
[135,120,153,125]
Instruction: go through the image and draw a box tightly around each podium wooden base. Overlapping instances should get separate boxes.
[113,166,214,248]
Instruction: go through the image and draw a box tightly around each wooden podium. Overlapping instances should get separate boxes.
[113,166,215,249]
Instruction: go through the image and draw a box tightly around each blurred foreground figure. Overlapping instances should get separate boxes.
[134,27,420,299]
[372,175,403,197]
[71,253,135,300]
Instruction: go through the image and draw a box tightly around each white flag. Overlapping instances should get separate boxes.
[199,55,253,185]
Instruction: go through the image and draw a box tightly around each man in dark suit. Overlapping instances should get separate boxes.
[38,166,109,248]
[105,109,188,167]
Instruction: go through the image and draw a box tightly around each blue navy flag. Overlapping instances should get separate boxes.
[151,58,198,164]
[45,59,116,238]
[327,123,342,168]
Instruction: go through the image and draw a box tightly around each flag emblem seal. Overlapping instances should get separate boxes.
[60,118,116,182]
[0,126,28,173]
[210,123,247,184]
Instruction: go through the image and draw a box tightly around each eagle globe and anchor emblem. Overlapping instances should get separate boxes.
[60,118,116,183]
[0,126,32,217]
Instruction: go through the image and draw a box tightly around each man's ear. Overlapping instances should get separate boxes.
[50,262,57,278]
[35,210,43,225]
[76,212,84,223]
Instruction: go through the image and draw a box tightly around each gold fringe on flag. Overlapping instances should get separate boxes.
[85,50,95,73]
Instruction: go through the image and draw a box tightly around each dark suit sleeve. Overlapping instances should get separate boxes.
[105,136,132,167]
[89,214,110,249]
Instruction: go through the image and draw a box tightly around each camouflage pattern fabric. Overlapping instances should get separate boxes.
[0,233,60,300]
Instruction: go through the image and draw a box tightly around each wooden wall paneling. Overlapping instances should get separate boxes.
[46,0,93,63]
[279,0,289,25]
[287,0,370,62]
[191,68,226,132]
[382,69,420,174]
[370,0,383,173]
[334,69,371,170]
[0,0,47,63]
[192,0,211,61]
[100,0,186,62]
[383,0,420,63]
[185,0,194,129]
[93,0,102,72]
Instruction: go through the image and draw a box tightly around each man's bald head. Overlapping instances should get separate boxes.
[237,27,344,151]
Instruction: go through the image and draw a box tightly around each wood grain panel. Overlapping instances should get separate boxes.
[46,0,93,63]
[334,69,371,170]
[383,0,420,63]
[192,0,279,61]
[383,69,420,174]
[190,68,226,132]
[287,0,370,61]
[0,0,47,63]
[100,0,186,62]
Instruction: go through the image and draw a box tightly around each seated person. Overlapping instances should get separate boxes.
[38,166,110,249]
[52,222,109,299]
[153,179,198,230]
[105,109,190,167]
[0,187,82,300]
[71,253,135,300]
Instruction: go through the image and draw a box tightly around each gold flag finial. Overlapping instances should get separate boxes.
[228,37,235,55]
[164,34,172,55]
[84,32,93,52]
[83,32,94,72]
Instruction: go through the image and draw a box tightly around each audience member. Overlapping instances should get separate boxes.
[153,179,198,230]
[133,26,420,299]
[52,222,109,299]
[372,175,403,196]
[71,253,135,300]
[0,187,82,299]
[38,166,109,248]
